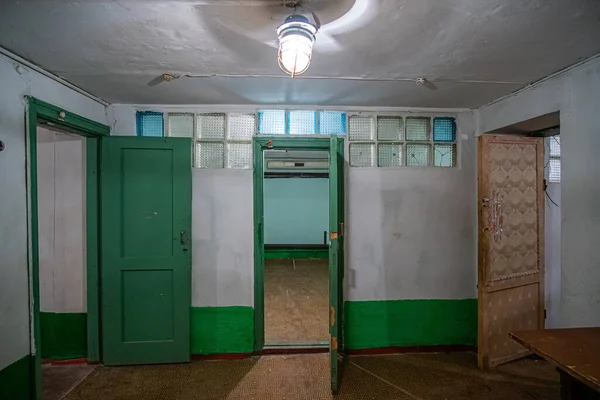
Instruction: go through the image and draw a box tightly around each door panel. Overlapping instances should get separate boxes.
[101,137,192,365]
[478,135,545,369]
[329,137,344,394]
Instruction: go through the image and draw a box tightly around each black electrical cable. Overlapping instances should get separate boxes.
[545,190,559,208]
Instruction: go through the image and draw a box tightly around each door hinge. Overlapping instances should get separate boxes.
[544,309,547,319]
[339,222,344,237]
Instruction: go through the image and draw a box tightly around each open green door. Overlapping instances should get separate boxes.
[101,137,192,365]
[329,136,345,394]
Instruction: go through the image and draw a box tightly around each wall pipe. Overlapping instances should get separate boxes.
[0,47,109,107]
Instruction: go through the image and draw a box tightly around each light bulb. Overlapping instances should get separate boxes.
[276,15,317,77]
[279,33,312,74]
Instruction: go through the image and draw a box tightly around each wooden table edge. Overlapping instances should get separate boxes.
[509,331,600,393]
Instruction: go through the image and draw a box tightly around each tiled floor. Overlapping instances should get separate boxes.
[60,352,560,400]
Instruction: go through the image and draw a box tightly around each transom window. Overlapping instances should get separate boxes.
[136,110,458,169]
[257,110,346,135]
[547,135,561,183]
[348,115,457,168]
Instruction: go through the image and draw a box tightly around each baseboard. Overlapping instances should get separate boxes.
[42,358,89,365]
[347,344,476,356]
[191,353,253,361]
[261,347,329,355]
[264,247,328,259]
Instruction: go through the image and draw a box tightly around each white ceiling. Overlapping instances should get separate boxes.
[1,0,599,108]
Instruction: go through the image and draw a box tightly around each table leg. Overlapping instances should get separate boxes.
[559,369,600,400]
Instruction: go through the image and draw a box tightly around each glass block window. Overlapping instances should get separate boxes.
[196,142,224,169]
[136,111,164,137]
[378,143,402,167]
[289,110,316,135]
[433,117,456,142]
[377,116,403,141]
[167,113,194,138]
[434,144,456,167]
[319,111,346,135]
[228,113,255,141]
[549,135,561,157]
[547,136,561,183]
[349,114,457,168]
[349,143,375,167]
[197,113,225,139]
[227,143,252,169]
[349,116,375,141]
[257,109,345,135]
[549,159,561,183]
[194,113,254,169]
[406,117,430,141]
[407,144,431,166]
[258,110,286,135]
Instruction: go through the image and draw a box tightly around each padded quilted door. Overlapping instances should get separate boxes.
[477,135,545,369]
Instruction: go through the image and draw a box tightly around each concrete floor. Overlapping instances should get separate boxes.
[61,352,560,400]
[42,363,96,400]
[264,258,329,345]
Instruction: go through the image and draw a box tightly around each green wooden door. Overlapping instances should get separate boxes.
[101,137,192,365]
[336,137,345,355]
[329,136,345,394]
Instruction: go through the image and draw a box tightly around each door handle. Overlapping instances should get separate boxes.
[180,230,189,252]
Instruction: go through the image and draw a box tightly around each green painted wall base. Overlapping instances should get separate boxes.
[344,299,477,350]
[188,300,475,355]
[264,248,328,259]
[40,312,87,360]
[0,355,32,400]
[191,307,254,354]
[35,302,475,358]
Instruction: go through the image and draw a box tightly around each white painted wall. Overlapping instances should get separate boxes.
[479,56,600,327]
[346,112,477,301]
[110,105,478,307]
[0,53,106,371]
[37,127,87,314]
[545,181,561,327]
[191,169,254,307]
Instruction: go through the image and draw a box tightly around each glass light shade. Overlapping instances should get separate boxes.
[276,15,317,77]
[278,33,313,75]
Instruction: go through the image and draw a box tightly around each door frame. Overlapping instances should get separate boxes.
[27,97,109,399]
[252,136,336,352]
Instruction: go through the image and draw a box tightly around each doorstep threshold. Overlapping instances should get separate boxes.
[263,341,329,353]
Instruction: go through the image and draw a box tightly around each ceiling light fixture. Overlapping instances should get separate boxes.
[276,14,317,77]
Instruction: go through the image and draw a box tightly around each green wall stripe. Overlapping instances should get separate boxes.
[344,299,477,350]
[188,301,475,355]
[40,312,87,360]
[191,307,254,354]
[264,248,328,259]
[38,302,476,358]
[0,355,32,400]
